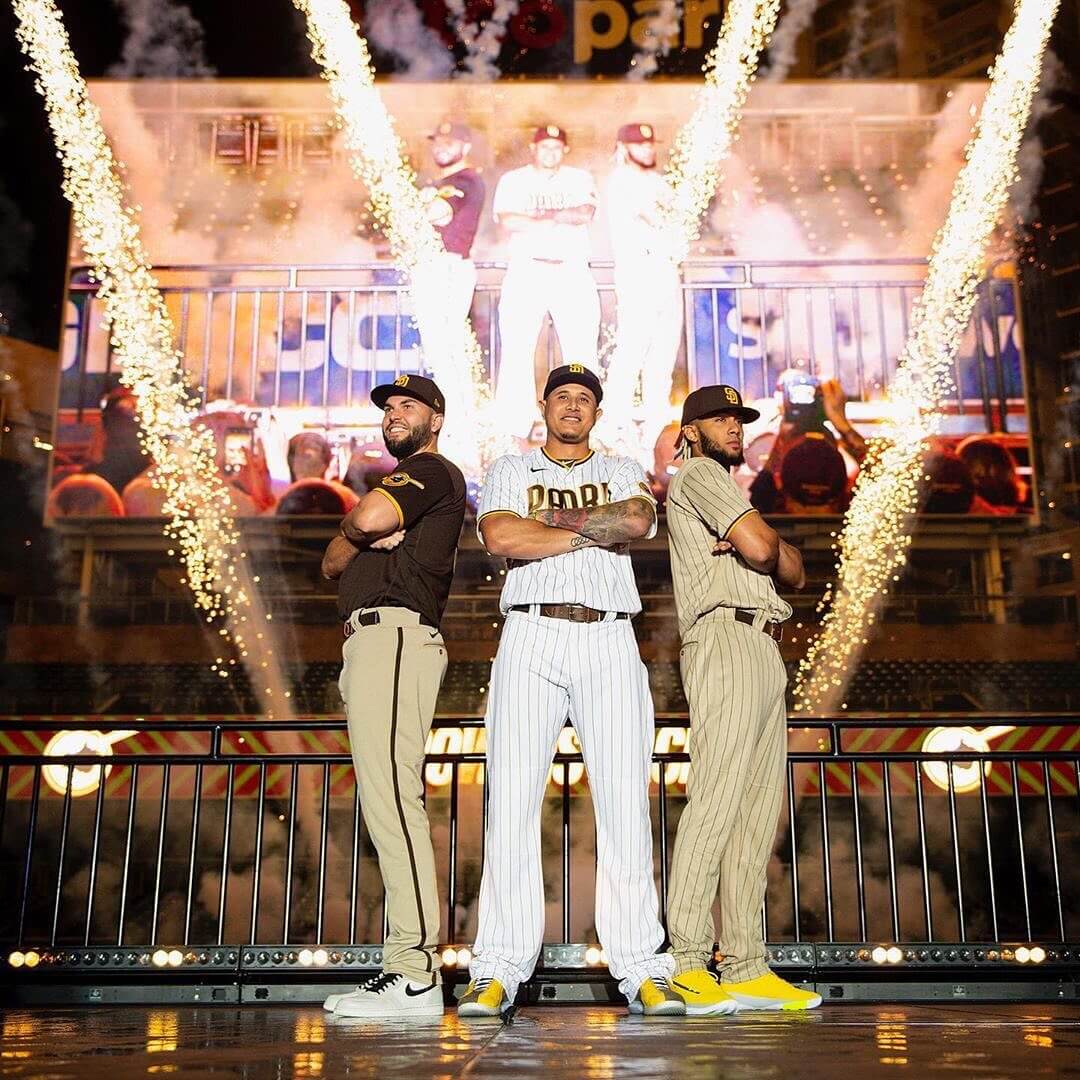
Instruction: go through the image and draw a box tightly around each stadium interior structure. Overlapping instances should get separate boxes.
[0,73,1078,1009]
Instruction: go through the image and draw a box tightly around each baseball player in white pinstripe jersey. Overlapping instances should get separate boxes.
[459,363,683,1018]
[664,384,821,1014]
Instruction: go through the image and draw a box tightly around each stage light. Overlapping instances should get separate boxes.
[457,948,472,966]
[8,952,25,968]
[584,947,601,966]
[298,949,314,967]
[885,947,903,965]
[1030,947,1046,964]
[1016,947,1031,963]
[151,950,169,968]
[312,949,329,967]
[442,948,459,967]
[871,946,888,964]
[167,950,183,968]
[793,0,1061,714]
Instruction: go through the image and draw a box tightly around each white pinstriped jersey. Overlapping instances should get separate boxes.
[477,448,656,614]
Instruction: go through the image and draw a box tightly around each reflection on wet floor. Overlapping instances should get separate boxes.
[0,1004,1078,1079]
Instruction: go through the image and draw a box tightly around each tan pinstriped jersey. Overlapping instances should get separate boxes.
[666,456,793,636]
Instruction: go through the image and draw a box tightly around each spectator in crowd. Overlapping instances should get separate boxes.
[957,436,1025,514]
[920,449,976,514]
[46,472,125,518]
[275,477,358,516]
[121,471,168,517]
[343,441,398,496]
[287,431,333,482]
[192,410,276,515]
[83,387,149,496]
[777,433,851,515]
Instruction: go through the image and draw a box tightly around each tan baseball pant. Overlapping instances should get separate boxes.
[666,611,788,982]
[338,606,448,985]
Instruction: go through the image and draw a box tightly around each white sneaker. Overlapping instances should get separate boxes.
[331,971,444,1018]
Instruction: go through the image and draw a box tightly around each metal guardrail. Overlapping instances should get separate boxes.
[1,714,1077,977]
[61,260,1025,434]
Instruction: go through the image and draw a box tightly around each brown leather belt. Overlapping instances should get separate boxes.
[734,608,784,642]
[344,610,434,637]
[510,603,630,624]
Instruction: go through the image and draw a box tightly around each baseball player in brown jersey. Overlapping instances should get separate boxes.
[663,384,821,1014]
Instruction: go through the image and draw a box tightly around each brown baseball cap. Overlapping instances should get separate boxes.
[676,384,760,446]
[428,121,472,142]
[371,374,445,414]
[543,363,603,404]
[617,122,658,144]
[533,124,568,145]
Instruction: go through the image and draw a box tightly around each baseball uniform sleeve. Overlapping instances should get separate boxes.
[673,458,757,538]
[609,457,658,540]
[372,455,453,529]
[476,454,526,538]
[577,168,599,208]
[492,170,524,220]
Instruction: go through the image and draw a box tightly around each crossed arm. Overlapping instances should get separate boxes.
[321,490,403,579]
[724,511,806,590]
[480,497,655,560]
[496,204,596,230]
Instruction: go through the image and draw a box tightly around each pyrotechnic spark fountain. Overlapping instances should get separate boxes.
[662,0,782,261]
[293,0,501,467]
[794,0,1061,715]
[13,0,289,715]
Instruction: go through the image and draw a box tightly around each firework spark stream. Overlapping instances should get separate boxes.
[794,0,1061,715]
[293,0,502,467]
[662,0,782,261]
[14,0,290,713]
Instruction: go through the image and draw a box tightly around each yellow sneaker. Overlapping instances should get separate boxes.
[720,971,822,1012]
[457,977,510,1017]
[671,970,740,1016]
[628,977,686,1016]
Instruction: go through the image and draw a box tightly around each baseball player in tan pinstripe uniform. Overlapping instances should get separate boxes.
[663,385,822,1014]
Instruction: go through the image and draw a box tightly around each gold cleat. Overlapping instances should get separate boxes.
[457,977,510,1017]
[720,972,822,1011]
[671,969,740,1015]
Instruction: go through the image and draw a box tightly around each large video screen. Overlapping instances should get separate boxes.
[48,80,1033,520]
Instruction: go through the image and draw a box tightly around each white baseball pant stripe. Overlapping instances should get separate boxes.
[469,611,674,1001]
[605,258,683,446]
[495,260,601,437]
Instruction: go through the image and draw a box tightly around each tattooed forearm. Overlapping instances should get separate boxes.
[568,534,595,549]
[534,498,654,545]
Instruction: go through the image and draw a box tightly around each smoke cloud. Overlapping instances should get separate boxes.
[109,0,215,78]
[760,0,820,81]
[363,0,456,80]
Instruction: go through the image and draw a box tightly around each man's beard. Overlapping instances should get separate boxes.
[699,430,744,467]
[385,419,433,460]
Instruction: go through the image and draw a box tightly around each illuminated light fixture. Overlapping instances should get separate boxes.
[794,0,1061,714]
[920,725,1016,793]
[298,949,314,967]
[1015,946,1031,963]
[456,948,472,966]
[42,729,137,798]
[871,946,888,964]
[8,952,25,968]
[167,949,183,968]
[1030,947,1046,964]
[312,949,329,967]
[584,947,601,966]
[441,948,459,968]
[599,950,607,966]
[885,946,903,965]
[151,950,169,968]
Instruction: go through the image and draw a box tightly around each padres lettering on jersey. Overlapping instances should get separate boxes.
[478,449,655,614]
[667,456,793,635]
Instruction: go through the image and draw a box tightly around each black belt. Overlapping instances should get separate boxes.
[733,608,784,642]
[510,603,630,624]
[344,610,434,637]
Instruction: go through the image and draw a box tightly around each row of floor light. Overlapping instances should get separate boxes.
[8,943,1061,970]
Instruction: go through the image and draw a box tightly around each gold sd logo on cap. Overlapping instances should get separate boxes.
[394,375,410,387]
[546,125,560,137]
[641,124,652,138]
[724,386,739,404]
[569,363,585,374]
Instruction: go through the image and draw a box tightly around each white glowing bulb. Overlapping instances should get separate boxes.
[312,948,329,967]
[442,948,459,967]
[152,950,169,968]
[298,949,314,967]
[585,947,602,965]
[871,946,888,964]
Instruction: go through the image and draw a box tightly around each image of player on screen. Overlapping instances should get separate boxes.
[491,125,600,440]
[410,121,486,436]
[603,123,683,453]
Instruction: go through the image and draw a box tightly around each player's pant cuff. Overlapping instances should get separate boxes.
[467,956,526,1002]
[617,952,677,1001]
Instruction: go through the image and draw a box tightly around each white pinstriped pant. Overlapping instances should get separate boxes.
[468,611,674,1001]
